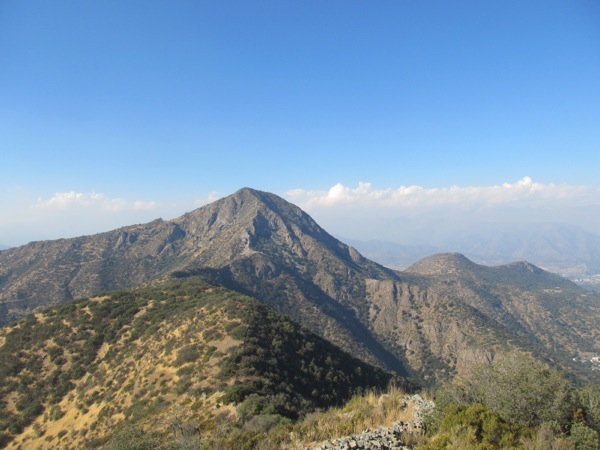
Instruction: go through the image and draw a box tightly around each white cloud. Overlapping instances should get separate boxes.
[0,191,165,246]
[35,191,157,213]
[133,200,158,210]
[285,177,592,210]
[283,178,600,245]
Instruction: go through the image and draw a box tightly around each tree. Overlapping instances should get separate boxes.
[577,384,600,432]
[469,353,575,429]
[429,352,576,432]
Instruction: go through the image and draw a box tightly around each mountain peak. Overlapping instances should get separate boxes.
[404,252,479,276]
[177,186,325,244]
[226,187,272,206]
[174,187,389,277]
[496,260,556,282]
[501,260,543,273]
[231,186,267,197]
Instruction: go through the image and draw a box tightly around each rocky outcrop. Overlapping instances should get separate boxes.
[308,395,434,450]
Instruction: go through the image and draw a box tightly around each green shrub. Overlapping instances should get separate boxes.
[437,403,522,448]
[577,384,600,432]
[103,427,165,450]
[221,384,255,404]
[430,353,576,432]
[48,405,64,421]
[571,422,600,449]
[174,346,200,366]
[470,353,575,429]
[0,432,10,447]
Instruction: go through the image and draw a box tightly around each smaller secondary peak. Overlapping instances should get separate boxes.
[500,260,544,274]
[405,252,477,275]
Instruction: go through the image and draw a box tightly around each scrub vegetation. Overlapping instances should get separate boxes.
[0,277,398,449]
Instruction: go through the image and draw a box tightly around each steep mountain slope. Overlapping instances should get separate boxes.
[0,218,188,325]
[366,253,600,382]
[1,188,599,385]
[0,277,394,449]
[0,188,403,372]
[404,253,599,356]
[171,188,405,372]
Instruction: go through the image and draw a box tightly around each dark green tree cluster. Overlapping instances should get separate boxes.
[218,299,400,420]
[423,353,600,449]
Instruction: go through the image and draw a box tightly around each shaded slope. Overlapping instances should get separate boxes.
[367,253,600,383]
[171,188,408,373]
[0,277,396,449]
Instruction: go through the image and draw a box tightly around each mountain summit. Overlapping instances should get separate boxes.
[405,252,481,276]
[173,187,388,276]
[0,188,387,322]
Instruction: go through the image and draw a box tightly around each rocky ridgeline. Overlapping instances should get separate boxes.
[307,395,434,450]
[307,422,409,450]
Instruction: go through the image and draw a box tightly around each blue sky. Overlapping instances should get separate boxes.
[1,1,599,246]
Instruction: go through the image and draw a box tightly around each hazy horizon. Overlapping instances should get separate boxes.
[2,178,599,249]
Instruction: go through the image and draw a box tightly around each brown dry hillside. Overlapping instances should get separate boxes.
[0,277,396,449]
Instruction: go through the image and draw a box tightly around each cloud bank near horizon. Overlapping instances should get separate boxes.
[1,178,599,247]
[0,191,164,246]
[284,178,600,245]
[285,177,595,210]
[35,191,157,212]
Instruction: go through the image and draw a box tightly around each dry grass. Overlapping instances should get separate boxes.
[3,294,244,450]
[285,384,417,448]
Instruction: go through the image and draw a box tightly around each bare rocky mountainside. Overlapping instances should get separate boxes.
[1,187,599,384]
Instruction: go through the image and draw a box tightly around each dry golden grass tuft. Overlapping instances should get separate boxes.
[286,384,417,448]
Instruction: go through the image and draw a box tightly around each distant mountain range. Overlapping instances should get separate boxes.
[1,188,599,387]
[456,223,600,271]
[348,223,600,291]
[342,239,439,270]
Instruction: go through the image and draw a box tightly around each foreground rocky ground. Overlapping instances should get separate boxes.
[307,395,434,450]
